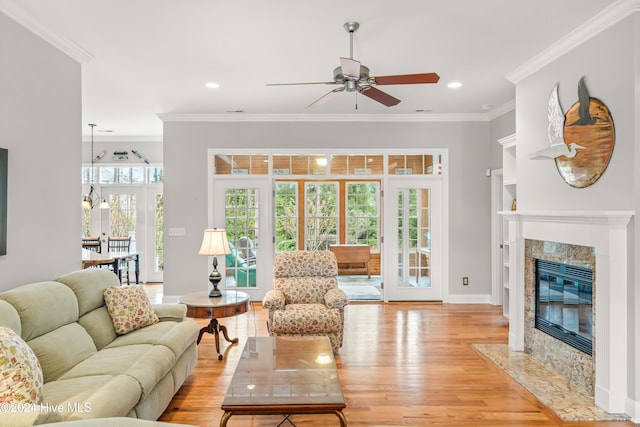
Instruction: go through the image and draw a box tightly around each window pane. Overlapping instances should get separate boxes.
[273,155,291,175]
[131,167,144,183]
[224,188,259,288]
[147,167,164,183]
[155,194,164,272]
[109,193,136,238]
[215,155,233,174]
[82,167,96,184]
[305,182,338,250]
[275,182,298,252]
[100,167,116,184]
[346,182,379,250]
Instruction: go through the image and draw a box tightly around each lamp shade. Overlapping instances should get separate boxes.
[198,228,231,256]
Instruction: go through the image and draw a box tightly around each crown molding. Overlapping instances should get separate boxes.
[486,99,515,121]
[0,0,93,64]
[157,112,492,123]
[506,0,640,83]
[81,135,163,143]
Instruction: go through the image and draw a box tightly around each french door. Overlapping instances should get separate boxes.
[100,185,163,283]
[213,178,272,301]
[384,178,443,301]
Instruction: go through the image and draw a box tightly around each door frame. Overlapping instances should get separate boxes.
[100,185,147,283]
[211,177,273,302]
[383,176,448,301]
[490,169,504,306]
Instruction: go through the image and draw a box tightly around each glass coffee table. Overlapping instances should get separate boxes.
[220,336,347,426]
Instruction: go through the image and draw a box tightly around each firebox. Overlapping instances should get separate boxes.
[534,259,593,355]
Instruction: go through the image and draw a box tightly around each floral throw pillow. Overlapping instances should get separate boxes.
[0,326,43,404]
[104,286,159,335]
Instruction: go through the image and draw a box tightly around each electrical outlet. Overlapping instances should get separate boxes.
[463,277,469,286]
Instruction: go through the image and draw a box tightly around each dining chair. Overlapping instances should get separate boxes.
[82,236,102,253]
[108,236,131,284]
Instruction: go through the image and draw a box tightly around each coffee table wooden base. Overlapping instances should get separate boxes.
[197,318,238,360]
[220,407,347,427]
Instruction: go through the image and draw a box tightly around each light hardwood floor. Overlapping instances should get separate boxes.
[153,294,633,427]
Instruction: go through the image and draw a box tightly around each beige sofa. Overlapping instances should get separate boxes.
[0,269,200,426]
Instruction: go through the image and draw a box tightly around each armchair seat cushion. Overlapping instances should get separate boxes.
[272,304,343,335]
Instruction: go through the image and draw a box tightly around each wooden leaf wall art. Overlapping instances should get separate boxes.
[529,76,615,188]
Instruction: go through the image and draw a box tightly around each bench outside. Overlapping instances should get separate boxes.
[329,244,371,278]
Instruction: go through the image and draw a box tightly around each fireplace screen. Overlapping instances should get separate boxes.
[535,259,593,355]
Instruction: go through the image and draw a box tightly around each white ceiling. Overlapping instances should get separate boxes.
[3,0,616,138]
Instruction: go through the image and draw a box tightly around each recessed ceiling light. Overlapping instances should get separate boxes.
[205,82,220,89]
[447,82,462,89]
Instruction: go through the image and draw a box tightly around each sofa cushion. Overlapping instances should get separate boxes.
[106,320,199,358]
[58,344,176,398]
[42,374,141,420]
[0,326,43,404]
[77,306,118,351]
[0,281,79,341]
[28,323,97,383]
[57,269,119,316]
[0,300,21,335]
[104,286,159,335]
[272,304,343,334]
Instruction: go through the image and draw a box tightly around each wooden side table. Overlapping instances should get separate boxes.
[179,290,250,360]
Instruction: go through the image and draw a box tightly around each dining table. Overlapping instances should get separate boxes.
[81,248,140,284]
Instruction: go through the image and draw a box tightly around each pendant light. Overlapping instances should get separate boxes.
[82,123,109,209]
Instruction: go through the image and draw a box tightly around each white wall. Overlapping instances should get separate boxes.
[0,12,81,291]
[162,120,494,299]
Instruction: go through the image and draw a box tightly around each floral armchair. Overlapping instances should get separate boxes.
[262,251,348,353]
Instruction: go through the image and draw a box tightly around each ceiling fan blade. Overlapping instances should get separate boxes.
[359,86,401,107]
[373,72,440,85]
[306,87,345,110]
[339,57,361,79]
[267,81,336,86]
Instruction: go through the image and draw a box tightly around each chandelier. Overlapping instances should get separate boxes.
[82,123,109,209]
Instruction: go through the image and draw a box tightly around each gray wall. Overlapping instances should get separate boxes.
[489,109,516,169]
[514,14,639,406]
[163,120,495,299]
[0,12,81,291]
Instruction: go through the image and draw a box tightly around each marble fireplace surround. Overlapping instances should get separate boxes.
[503,210,633,414]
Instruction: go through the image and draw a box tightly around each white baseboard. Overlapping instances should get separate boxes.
[625,397,640,423]
[445,294,492,304]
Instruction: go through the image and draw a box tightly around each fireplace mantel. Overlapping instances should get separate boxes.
[500,210,634,414]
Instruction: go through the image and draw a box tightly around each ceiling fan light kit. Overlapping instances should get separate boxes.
[268,22,440,110]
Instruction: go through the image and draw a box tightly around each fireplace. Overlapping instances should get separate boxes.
[534,259,592,355]
[502,210,633,414]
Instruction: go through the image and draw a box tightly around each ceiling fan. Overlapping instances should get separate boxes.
[267,22,440,110]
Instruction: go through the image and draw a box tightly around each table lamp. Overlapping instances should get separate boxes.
[199,228,231,297]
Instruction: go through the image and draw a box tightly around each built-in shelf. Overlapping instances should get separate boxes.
[497,133,516,320]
